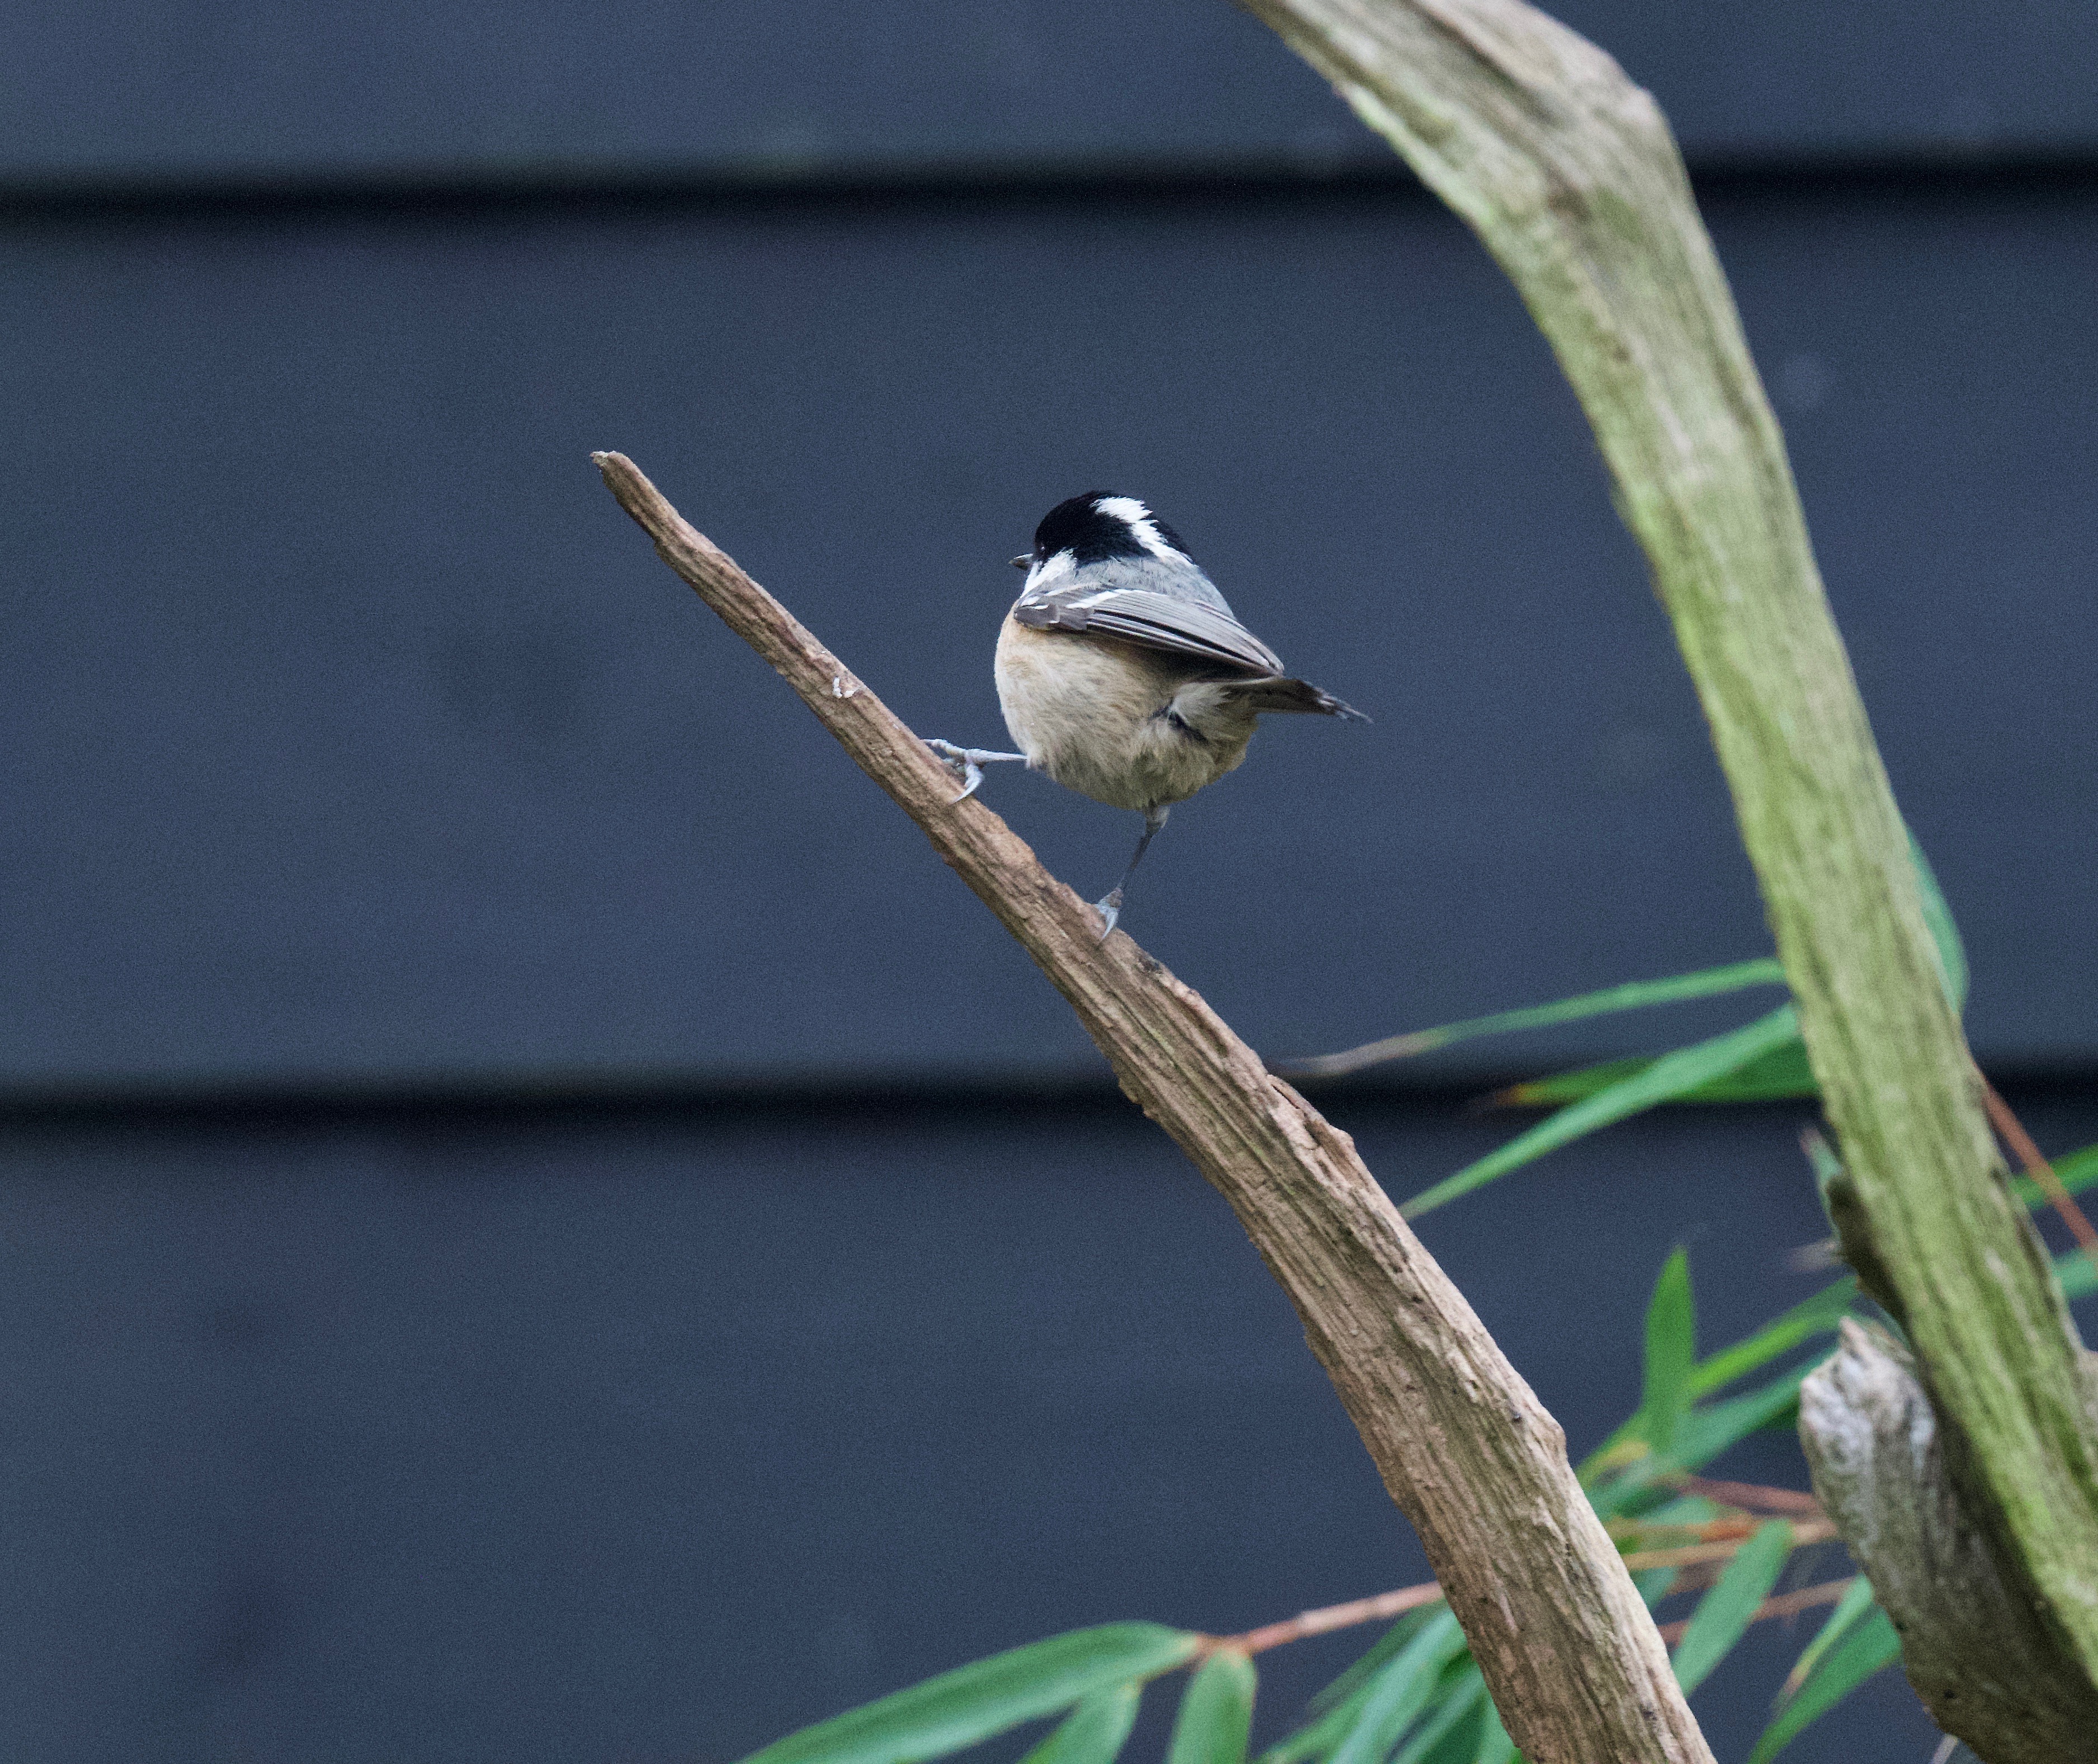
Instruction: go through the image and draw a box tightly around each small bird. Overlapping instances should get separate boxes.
[929,491,1364,935]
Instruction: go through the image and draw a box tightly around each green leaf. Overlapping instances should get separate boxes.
[1499,1035,1817,1108]
[1673,1362,1814,1467]
[2060,1243,2096,1302]
[1389,1666,1488,1764]
[1018,1688,1144,1764]
[1780,1577,1877,1697]
[1307,1610,1440,1716]
[1688,1277,1855,1397]
[1258,1686,1362,1764]
[1331,1611,1467,1764]
[1582,1280,1848,1493]
[1470,1700,1516,1764]
[1640,1250,1697,1457]
[1632,1565,1680,1605]
[1745,1609,1901,1764]
[1798,1127,1846,1208]
[1490,1056,1649,1108]
[1620,1501,1712,1604]
[1258,1683,1372,1764]
[1279,959,1788,1078]
[737,1624,1201,1764]
[1589,1362,1817,1511]
[1401,1006,1802,1216]
[2014,1140,2098,1210]
[1906,830,1968,1012]
[1168,1651,1256,1764]
[1671,1521,1794,1694]
[1262,1610,1453,1764]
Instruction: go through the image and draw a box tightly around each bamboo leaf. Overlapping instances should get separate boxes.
[1906,831,1968,1011]
[1622,1500,1721,1590]
[1018,1688,1144,1764]
[1498,1035,1816,1108]
[1780,1577,1878,1697]
[1469,1700,1516,1764]
[1401,1008,1801,1217]
[1330,1611,1467,1764]
[1490,1057,1649,1108]
[1671,1521,1794,1694]
[1688,1278,1855,1397]
[1258,1683,1373,1764]
[1672,1363,1814,1468]
[1278,959,1787,1078]
[2059,1243,2096,1302]
[2013,1141,2098,1210]
[738,1625,1201,1764]
[1389,1666,1488,1764]
[1583,1280,1847,1493]
[1307,1611,1439,1716]
[1640,1250,1696,1458]
[1264,1611,1448,1764]
[1168,1651,1256,1764]
[1745,1609,1901,1764]
[1589,1363,1817,1511]
[1686,1035,1817,1100]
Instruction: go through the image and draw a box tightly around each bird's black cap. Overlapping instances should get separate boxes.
[1032,492,1192,566]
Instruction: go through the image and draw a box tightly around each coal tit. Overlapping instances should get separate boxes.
[929,491,1364,935]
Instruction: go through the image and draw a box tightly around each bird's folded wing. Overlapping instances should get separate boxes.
[1013,587,1286,675]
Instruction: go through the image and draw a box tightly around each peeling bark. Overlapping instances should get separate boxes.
[1802,1322,2098,1762]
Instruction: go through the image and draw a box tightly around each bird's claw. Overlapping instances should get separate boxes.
[925,741,1030,804]
[924,739,985,803]
[1094,887,1123,940]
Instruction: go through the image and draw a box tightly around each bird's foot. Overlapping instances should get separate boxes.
[1094,887,1124,940]
[924,740,1027,803]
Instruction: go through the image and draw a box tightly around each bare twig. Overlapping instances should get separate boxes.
[1212,1530,1849,1657]
[1619,1520,1835,1572]
[1982,1081,2098,1281]
[1653,1578,1855,1647]
[1213,1580,1447,1656]
[1276,1027,1442,1081]
[1609,1517,1763,1545]
[593,451,1712,1764]
[1671,1476,1826,1516]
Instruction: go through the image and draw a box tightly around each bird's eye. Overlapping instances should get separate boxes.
[1010,554,1032,570]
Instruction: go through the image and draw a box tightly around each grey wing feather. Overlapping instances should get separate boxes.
[1013,587,1288,675]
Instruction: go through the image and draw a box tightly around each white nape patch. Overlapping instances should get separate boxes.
[1091,495,1188,564]
[1024,548,1079,592]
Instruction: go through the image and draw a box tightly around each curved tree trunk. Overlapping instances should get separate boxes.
[593,452,1715,1764]
[1234,0,2098,1715]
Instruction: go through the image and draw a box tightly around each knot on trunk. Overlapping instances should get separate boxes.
[1800,1320,2098,1763]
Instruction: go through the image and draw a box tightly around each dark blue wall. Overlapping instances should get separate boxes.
[6,174,2095,1091]
[7,1091,2089,1762]
[6,1,2098,186]
[3,4,2094,1761]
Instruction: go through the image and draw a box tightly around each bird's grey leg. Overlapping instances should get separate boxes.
[924,739,1028,803]
[1096,805,1169,938]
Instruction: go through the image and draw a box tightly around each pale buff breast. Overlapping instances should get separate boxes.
[994,614,1259,812]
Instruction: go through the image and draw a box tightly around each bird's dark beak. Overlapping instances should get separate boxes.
[1010,554,1031,570]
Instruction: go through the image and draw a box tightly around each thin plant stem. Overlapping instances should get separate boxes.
[1211,1581,1449,1656]
[1654,1579,1856,1647]
[1982,1081,2098,1284]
